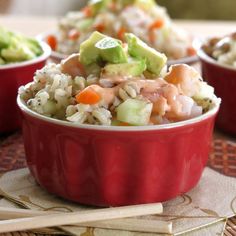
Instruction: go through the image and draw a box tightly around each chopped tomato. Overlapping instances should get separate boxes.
[118,122,130,126]
[148,31,156,44]
[149,19,164,31]
[82,6,93,17]
[68,29,80,40]
[187,46,196,56]
[46,35,57,51]
[94,24,105,33]
[117,27,126,41]
[76,87,101,105]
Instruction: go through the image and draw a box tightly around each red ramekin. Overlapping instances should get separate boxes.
[0,41,51,133]
[17,95,219,206]
[198,46,236,135]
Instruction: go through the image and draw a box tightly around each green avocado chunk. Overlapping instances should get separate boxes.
[0,57,5,65]
[117,98,153,126]
[103,57,146,76]
[125,33,167,75]
[95,37,127,64]
[80,32,127,65]
[79,31,106,65]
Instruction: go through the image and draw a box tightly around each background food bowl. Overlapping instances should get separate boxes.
[18,96,219,206]
[38,31,199,65]
[0,41,51,133]
[198,44,236,135]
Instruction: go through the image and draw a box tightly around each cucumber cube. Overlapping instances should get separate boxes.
[117,98,153,125]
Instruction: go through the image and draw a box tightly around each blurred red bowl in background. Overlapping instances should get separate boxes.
[198,45,236,135]
[0,41,51,133]
[17,95,219,206]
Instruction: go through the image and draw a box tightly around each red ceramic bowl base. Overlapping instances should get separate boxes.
[21,110,216,206]
[0,62,47,133]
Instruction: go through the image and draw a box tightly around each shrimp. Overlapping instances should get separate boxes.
[61,53,86,78]
[164,64,202,97]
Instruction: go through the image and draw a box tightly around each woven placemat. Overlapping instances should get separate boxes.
[0,131,235,236]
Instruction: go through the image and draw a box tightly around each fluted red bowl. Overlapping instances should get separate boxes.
[17,96,219,206]
[0,41,51,133]
[198,45,236,135]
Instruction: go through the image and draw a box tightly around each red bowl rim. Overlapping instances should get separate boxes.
[197,38,236,72]
[0,40,51,70]
[17,95,220,132]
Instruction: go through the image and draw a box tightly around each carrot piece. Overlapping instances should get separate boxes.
[118,122,130,126]
[109,2,117,11]
[187,46,196,56]
[68,29,80,40]
[46,35,57,51]
[148,31,156,44]
[149,19,164,31]
[76,87,101,105]
[117,27,126,41]
[95,24,105,33]
[82,6,93,17]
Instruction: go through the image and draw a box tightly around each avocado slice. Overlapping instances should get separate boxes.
[0,57,5,65]
[80,32,127,65]
[95,37,127,64]
[103,57,146,76]
[79,31,106,65]
[125,33,167,76]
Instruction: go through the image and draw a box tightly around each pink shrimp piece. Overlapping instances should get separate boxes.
[61,53,86,77]
[164,64,202,97]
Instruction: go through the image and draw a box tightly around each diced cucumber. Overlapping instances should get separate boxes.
[117,98,153,125]
[77,18,94,31]
[193,82,214,100]
[43,100,57,115]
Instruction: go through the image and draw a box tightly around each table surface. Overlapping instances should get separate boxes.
[0,15,236,236]
[0,15,236,37]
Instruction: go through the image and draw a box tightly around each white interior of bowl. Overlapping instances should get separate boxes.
[197,38,236,72]
[17,95,220,132]
[0,40,51,70]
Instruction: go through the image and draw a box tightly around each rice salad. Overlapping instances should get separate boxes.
[20,32,219,126]
[46,0,195,60]
[202,32,236,67]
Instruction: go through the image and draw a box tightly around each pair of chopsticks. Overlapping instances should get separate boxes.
[0,203,172,234]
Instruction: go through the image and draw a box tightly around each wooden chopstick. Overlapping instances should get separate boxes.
[0,203,164,233]
[0,207,172,234]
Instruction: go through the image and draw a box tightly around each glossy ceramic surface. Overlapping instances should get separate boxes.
[198,48,236,135]
[0,41,51,133]
[18,96,219,206]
